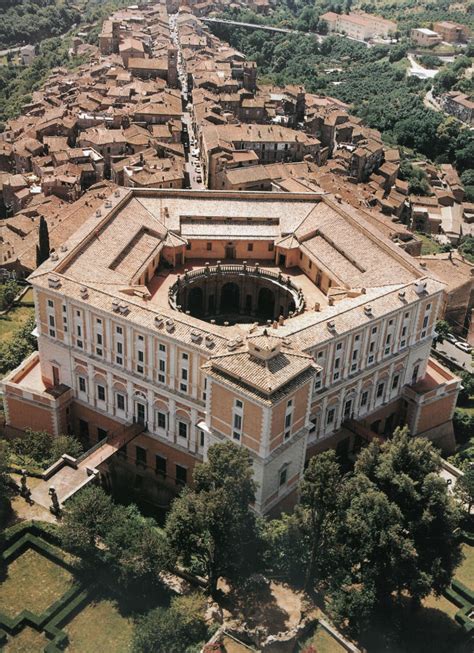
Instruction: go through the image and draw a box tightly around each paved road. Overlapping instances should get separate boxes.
[435,340,473,372]
[202,17,371,47]
[0,46,21,58]
[169,13,205,190]
[407,53,438,79]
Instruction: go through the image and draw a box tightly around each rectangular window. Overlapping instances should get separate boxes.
[158,344,166,383]
[279,466,288,487]
[176,464,187,486]
[376,382,385,399]
[157,411,167,430]
[79,419,89,438]
[79,377,86,393]
[206,242,212,251]
[392,374,400,391]
[158,358,166,383]
[178,421,188,439]
[360,390,369,407]
[232,398,244,440]
[136,446,147,467]
[313,371,322,391]
[326,408,335,425]
[48,299,54,308]
[98,428,107,441]
[248,243,253,252]
[97,385,105,401]
[116,393,125,411]
[156,455,166,478]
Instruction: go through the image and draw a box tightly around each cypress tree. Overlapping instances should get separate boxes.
[37,216,50,266]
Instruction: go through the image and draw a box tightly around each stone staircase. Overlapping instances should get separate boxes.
[30,422,145,509]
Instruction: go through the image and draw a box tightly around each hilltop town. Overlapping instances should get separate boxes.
[0,2,473,653]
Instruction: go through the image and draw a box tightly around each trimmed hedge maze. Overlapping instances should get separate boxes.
[442,533,474,636]
[445,579,474,635]
[0,521,89,652]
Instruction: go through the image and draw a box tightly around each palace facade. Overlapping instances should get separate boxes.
[2,189,460,513]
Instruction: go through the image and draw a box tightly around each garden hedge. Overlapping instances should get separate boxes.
[0,521,89,651]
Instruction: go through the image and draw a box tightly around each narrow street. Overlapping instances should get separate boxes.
[169,13,205,190]
[435,340,473,373]
[407,53,438,79]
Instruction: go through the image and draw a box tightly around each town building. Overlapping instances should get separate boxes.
[320,11,396,41]
[433,21,471,44]
[410,28,442,48]
[2,188,460,514]
[441,91,474,126]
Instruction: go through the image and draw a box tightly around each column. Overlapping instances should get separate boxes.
[189,407,198,453]
[168,398,176,443]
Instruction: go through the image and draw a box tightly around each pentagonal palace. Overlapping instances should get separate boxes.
[2,188,460,514]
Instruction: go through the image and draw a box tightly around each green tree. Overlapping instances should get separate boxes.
[36,215,50,266]
[8,429,82,469]
[261,512,308,583]
[0,314,37,375]
[132,593,208,653]
[0,440,12,530]
[458,371,474,406]
[328,428,462,633]
[433,319,452,348]
[0,280,19,311]
[60,485,116,561]
[455,467,474,516]
[165,442,259,597]
[103,504,169,588]
[298,450,341,590]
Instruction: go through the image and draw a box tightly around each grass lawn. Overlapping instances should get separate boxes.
[303,625,346,653]
[422,593,459,619]
[455,544,474,589]
[0,303,34,343]
[416,232,443,256]
[64,598,134,653]
[222,634,257,652]
[0,548,74,618]
[358,597,470,653]
[3,627,48,653]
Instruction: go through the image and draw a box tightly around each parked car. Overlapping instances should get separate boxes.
[445,333,457,344]
[455,341,472,353]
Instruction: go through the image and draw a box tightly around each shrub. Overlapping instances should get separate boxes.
[0,280,19,311]
[0,315,37,375]
[7,429,83,471]
[132,593,208,653]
